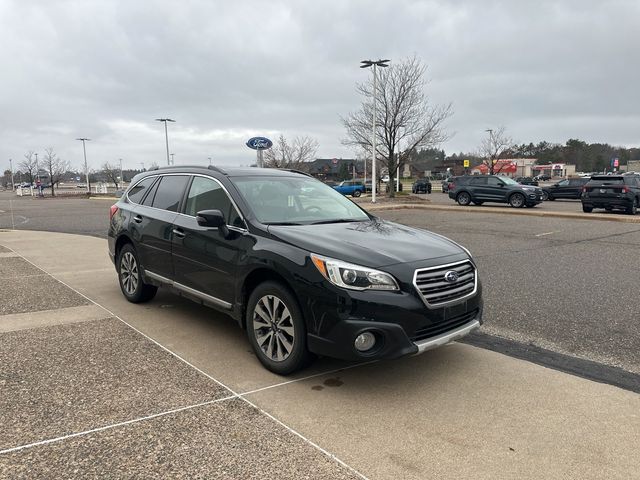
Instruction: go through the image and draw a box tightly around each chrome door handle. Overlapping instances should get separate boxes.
[172,228,186,238]
[133,215,143,223]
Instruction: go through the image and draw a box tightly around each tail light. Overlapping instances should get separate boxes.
[621,186,629,193]
[582,186,588,192]
[109,205,119,220]
[449,182,455,190]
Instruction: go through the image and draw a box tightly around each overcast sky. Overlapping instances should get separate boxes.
[1,0,638,172]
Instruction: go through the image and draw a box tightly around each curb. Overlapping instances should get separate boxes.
[364,203,640,223]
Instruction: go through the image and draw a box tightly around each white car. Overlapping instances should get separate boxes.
[381,175,390,183]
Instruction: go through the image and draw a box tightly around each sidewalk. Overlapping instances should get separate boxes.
[1,230,638,479]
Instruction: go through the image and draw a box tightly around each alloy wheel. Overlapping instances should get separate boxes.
[120,251,139,295]
[252,295,295,362]
[510,193,525,208]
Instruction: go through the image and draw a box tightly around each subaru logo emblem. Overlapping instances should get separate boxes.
[444,270,459,283]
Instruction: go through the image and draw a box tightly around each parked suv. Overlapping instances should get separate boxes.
[448,175,544,208]
[542,177,590,201]
[108,166,482,374]
[581,174,640,214]
[412,178,432,194]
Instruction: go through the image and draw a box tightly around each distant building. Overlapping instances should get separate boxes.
[307,158,363,181]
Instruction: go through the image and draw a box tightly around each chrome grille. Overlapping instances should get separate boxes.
[413,260,477,307]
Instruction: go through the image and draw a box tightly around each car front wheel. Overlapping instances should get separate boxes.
[246,281,312,375]
[117,244,158,303]
[541,191,549,201]
[582,205,593,213]
[509,193,525,208]
[626,198,638,215]
[456,192,471,206]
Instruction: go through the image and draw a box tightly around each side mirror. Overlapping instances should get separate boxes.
[196,209,229,237]
[498,183,505,187]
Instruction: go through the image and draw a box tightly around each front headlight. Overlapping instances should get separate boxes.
[310,254,399,291]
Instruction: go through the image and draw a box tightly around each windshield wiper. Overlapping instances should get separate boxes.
[310,218,363,225]
[264,221,304,226]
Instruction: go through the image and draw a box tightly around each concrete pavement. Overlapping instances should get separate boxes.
[0,230,639,479]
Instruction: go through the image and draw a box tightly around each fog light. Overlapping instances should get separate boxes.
[354,332,376,352]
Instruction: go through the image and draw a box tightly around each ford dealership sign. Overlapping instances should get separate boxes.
[246,137,273,150]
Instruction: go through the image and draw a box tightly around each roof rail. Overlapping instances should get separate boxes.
[278,168,312,177]
[207,165,227,175]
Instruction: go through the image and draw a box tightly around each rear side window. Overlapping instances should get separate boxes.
[127,177,155,204]
[151,175,190,212]
[141,179,160,206]
[590,177,623,185]
[185,177,243,227]
[470,177,487,185]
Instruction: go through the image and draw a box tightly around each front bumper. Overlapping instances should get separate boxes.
[303,277,483,361]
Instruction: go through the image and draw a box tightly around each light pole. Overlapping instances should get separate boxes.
[360,59,390,203]
[119,158,124,187]
[155,118,175,166]
[208,156,212,166]
[9,158,14,189]
[76,138,90,193]
[485,128,493,175]
[34,152,38,186]
[170,153,175,165]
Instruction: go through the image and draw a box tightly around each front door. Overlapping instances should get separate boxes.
[171,176,247,307]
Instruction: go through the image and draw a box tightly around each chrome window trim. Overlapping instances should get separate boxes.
[125,174,160,205]
[144,270,232,310]
[127,172,248,232]
[412,259,478,309]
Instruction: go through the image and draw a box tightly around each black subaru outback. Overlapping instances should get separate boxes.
[108,166,482,374]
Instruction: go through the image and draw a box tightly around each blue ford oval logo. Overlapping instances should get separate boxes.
[444,270,459,283]
[246,137,273,150]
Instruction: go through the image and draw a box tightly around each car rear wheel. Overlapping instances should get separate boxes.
[456,192,471,206]
[352,190,362,197]
[117,244,157,303]
[246,281,312,375]
[582,205,593,213]
[509,193,525,208]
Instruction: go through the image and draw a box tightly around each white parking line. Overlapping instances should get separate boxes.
[535,231,557,237]
[0,396,235,455]
[0,246,371,480]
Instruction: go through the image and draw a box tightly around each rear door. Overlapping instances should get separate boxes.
[171,176,247,307]
[133,174,190,279]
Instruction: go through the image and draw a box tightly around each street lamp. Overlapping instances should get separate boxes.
[119,158,124,186]
[34,152,38,185]
[170,153,175,165]
[155,118,175,166]
[76,138,90,193]
[9,158,14,189]
[360,59,390,203]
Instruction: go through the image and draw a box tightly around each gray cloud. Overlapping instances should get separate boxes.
[1,0,638,172]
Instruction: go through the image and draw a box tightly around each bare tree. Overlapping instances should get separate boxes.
[102,162,121,188]
[480,126,513,175]
[41,147,70,196]
[263,134,319,171]
[19,151,38,185]
[343,56,452,197]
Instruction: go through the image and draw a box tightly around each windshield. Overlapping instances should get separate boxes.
[230,176,371,225]
[500,177,519,185]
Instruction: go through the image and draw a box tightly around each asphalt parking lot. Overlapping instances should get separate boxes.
[1,191,639,478]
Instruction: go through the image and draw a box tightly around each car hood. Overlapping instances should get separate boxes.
[267,219,466,268]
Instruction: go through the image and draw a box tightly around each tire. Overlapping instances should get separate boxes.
[509,193,526,208]
[582,205,593,213]
[541,191,549,201]
[246,281,312,375]
[547,194,555,201]
[626,198,638,215]
[456,192,471,206]
[472,201,484,206]
[117,243,158,303]
[352,190,362,197]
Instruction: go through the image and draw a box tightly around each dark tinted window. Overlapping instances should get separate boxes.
[151,175,189,212]
[487,176,503,186]
[141,178,160,206]
[470,177,487,185]
[185,176,243,227]
[127,177,156,204]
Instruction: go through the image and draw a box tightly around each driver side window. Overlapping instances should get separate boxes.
[487,177,503,187]
[185,177,244,228]
[558,180,569,186]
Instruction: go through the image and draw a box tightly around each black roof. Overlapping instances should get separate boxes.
[132,165,310,182]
